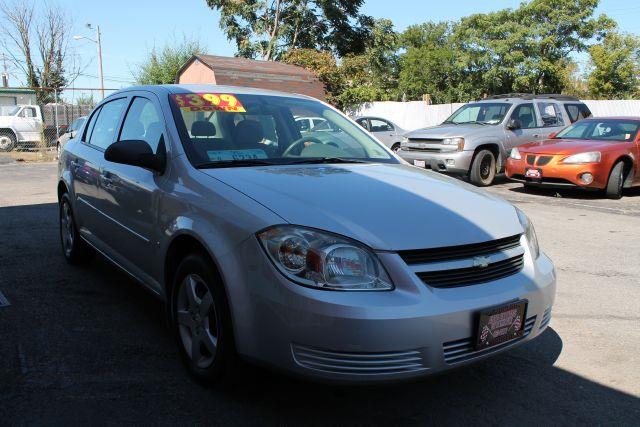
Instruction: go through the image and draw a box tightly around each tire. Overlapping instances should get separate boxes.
[171,253,235,384]
[605,161,625,199]
[0,130,16,152]
[391,143,401,153]
[59,193,95,264]
[469,149,496,186]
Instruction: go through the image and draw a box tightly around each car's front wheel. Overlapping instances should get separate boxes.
[469,149,496,186]
[171,253,235,384]
[605,161,625,199]
[59,193,95,264]
[0,130,16,152]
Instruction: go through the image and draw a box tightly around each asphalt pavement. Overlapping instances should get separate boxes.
[1,162,638,425]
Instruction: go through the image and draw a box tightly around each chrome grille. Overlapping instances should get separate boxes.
[399,234,521,265]
[443,315,536,364]
[406,138,443,152]
[416,255,524,288]
[539,307,552,330]
[291,344,427,375]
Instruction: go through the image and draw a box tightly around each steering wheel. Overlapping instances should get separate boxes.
[282,136,325,157]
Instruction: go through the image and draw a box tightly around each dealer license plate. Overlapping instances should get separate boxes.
[476,301,527,350]
[413,160,426,168]
[525,168,542,180]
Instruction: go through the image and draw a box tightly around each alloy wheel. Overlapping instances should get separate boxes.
[60,200,75,257]
[0,135,12,151]
[176,274,219,369]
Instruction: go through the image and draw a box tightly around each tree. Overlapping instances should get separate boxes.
[398,22,477,103]
[134,37,204,85]
[455,0,613,95]
[203,0,373,60]
[588,31,640,99]
[281,48,343,102]
[0,0,76,103]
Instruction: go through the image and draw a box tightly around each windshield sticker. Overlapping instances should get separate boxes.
[206,149,267,161]
[171,93,246,113]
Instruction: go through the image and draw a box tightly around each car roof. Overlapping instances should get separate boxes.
[107,84,316,101]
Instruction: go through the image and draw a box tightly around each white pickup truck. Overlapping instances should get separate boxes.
[0,105,61,152]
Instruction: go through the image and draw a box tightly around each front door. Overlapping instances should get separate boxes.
[535,101,566,139]
[369,118,395,147]
[17,106,40,141]
[505,103,542,150]
[97,94,167,289]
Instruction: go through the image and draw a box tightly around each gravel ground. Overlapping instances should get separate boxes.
[0,162,638,425]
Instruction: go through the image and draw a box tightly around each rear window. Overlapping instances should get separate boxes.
[564,104,592,123]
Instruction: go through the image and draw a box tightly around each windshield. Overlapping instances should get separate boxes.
[170,92,396,168]
[444,102,511,125]
[0,106,20,116]
[554,119,640,142]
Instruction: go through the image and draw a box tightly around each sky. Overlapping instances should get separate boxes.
[3,0,640,99]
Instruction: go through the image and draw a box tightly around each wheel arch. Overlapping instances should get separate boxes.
[611,154,635,187]
[471,142,502,172]
[57,180,69,201]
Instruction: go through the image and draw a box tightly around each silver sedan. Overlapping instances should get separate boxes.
[58,84,555,384]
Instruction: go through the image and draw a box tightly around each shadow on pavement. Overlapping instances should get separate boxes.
[1,202,638,425]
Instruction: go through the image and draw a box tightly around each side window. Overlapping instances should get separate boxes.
[510,103,537,129]
[88,98,127,149]
[21,107,36,118]
[370,119,393,132]
[537,102,564,127]
[119,97,163,153]
[296,118,310,132]
[82,108,101,143]
[564,104,592,123]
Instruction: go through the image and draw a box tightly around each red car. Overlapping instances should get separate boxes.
[506,117,640,199]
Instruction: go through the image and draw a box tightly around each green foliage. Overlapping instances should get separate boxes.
[588,31,640,99]
[203,0,372,60]
[282,48,344,101]
[135,37,204,85]
[74,93,96,107]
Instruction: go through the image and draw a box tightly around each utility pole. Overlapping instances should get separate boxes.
[95,25,104,99]
[1,53,9,88]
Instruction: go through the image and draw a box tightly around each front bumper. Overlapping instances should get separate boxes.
[506,156,607,189]
[222,236,557,384]
[398,149,473,175]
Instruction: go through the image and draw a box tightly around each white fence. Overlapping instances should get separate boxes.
[355,99,640,131]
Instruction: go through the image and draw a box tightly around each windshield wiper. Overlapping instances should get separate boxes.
[283,157,371,165]
[195,159,278,169]
[466,120,489,125]
[442,120,459,125]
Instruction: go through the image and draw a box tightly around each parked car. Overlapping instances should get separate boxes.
[506,117,640,199]
[58,84,555,384]
[355,116,406,152]
[399,94,592,186]
[55,116,86,158]
[295,116,337,132]
[0,104,64,151]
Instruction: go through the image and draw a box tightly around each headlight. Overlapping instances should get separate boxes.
[561,151,601,164]
[510,147,522,160]
[516,208,540,259]
[442,137,465,151]
[257,225,394,291]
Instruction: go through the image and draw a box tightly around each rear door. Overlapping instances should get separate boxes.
[71,97,128,243]
[96,92,167,288]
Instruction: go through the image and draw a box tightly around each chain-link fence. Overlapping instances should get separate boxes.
[0,87,116,161]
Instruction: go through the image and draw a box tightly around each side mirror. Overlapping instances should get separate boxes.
[104,139,166,173]
[507,119,522,130]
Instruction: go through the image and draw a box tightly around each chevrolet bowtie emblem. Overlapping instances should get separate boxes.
[473,256,490,269]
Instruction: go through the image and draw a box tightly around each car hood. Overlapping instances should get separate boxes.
[405,124,501,139]
[202,163,522,251]
[518,138,623,155]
